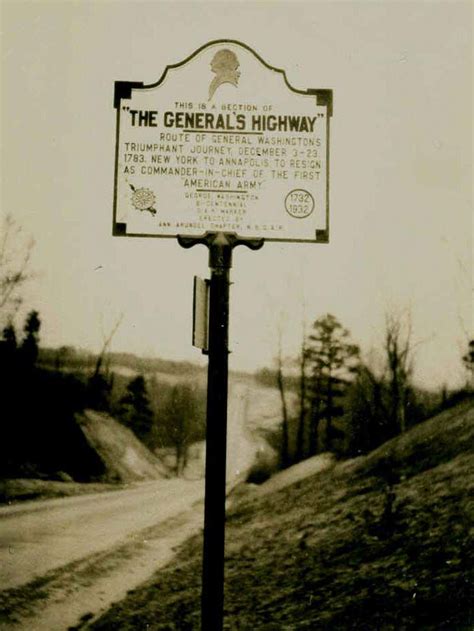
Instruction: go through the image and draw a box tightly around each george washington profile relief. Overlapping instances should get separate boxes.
[208,49,240,100]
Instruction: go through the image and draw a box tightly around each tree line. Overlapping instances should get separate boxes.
[1,215,472,481]
[0,310,106,480]
[0,309,206,480]
[95,370,206,477]
[258,312,473,470]
[0,215,207,480]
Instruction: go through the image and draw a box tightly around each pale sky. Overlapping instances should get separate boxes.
[1,1,472,389]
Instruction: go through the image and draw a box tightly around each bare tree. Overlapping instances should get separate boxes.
[0,215,35,327]
[92,313,124,379]
[384,310,413,434]
[159,382,205,476]
[295,280,310,462]
[295,322,308,462]
[276,320,290,468]
[87,313,123,410]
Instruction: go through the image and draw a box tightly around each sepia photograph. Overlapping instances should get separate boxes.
[1,1,472,629]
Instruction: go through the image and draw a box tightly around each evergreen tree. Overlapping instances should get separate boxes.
[119,375,154,442]
[86,372,113,411]
[306,314,359,453]
[2,322,17,348]
[0,322,18,366]
[20,310,41,366]
[348,363,389,455]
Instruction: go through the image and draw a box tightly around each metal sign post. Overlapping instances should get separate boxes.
[179,232,263,631]
[112,38,332,631]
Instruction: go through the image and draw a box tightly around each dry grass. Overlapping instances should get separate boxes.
[0,478,123,505]
[90,399,474,630]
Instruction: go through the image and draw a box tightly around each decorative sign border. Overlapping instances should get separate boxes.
[112,39,332,244]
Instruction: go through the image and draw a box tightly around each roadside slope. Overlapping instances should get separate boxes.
[90,398,474,630]
[76,409,166,483]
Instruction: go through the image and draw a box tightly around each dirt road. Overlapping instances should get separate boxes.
[1,478,205,590]
[0,381,281,630]
[0,479,204,629]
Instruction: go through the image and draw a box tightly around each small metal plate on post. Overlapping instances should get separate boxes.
[193,276,209,352]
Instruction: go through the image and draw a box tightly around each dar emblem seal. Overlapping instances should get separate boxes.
[129,184,157,216]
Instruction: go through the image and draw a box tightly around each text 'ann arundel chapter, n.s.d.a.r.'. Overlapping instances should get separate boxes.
[112,40,332,243]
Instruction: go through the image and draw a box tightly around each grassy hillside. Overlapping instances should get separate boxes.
[90,398,474,630]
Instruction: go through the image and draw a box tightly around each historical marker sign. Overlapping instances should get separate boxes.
[113,39,332,243]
